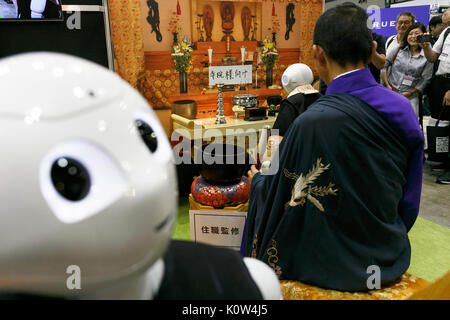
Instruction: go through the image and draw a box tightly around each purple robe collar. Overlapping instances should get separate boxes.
[325,68,423,150]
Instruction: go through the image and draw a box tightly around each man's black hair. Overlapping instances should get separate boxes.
[396,11,416,23]
[429,15,443,28]
[313,2,373,67]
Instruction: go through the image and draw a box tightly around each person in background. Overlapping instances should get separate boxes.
[370,32,387,83]
[423,16,446,118]
[381,22,433,118]
[385,12,416,54]
[429,15,446,45]
[244,3,423,291]
[421,8,450,184]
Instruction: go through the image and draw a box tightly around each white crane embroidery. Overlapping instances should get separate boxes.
[284,158,338,212]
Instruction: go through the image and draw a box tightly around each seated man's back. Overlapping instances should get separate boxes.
[244,89,416,291]
[243,3,423,292]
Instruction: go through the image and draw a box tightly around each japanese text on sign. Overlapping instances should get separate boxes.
[209,65,253,86]
[201,226,240,235]
[190,210,247,250]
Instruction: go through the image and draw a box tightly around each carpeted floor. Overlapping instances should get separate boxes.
[173,196,450,282]
[172,197,191,241]
[407,216,450,282]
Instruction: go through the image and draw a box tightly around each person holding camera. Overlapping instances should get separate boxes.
[423,16,446,117]
[420,9,450,184]
[381,22,433,117]
[429,15,446,45]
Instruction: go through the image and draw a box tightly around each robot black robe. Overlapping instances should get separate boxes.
[272,92,321,137]
[155,240,263,300]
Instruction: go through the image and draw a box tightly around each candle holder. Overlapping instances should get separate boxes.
[241,47,246,65]
[253,64,261,89]
[208,48,213,66]
[215,84,226,124]
[172,32,178,46]
[240,47,247,91]
[208,48,214,90]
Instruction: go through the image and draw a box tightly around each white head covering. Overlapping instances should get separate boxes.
[281,63,315,95]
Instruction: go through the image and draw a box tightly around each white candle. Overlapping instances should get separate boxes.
[208,48,213,65]
[241,47,246,64]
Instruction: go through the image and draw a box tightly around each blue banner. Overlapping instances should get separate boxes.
[367,5,430,38]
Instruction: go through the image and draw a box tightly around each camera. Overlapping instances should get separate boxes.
[416,34,433,43]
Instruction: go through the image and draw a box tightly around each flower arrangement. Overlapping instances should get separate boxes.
[168,11,181,33]
[171,40,194,73]
[260,38,278,70]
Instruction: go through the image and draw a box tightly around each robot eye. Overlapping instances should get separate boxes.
[51,157,91,201]
[40,140,128,224]
[135,119,158,153]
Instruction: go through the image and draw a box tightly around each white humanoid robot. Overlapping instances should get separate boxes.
[281,63,317,97]
[262,63,320,165]
[0,52,282,300]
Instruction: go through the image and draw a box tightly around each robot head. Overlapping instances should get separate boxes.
[281,63,314,94]
[0,53,177,297]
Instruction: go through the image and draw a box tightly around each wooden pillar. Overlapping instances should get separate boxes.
[108,0,145,88]
[298,0,323,77]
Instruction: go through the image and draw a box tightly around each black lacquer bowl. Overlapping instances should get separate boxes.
[197,143,250,185]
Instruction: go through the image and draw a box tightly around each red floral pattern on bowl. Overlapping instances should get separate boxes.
[191,175,250,208]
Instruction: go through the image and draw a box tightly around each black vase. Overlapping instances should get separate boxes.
[173,32,178,45]
[272,32,276,44]
[179,72,188,94]
[266,68,273,88]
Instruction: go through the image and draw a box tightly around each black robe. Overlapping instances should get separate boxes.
[156,241,263,300]
[244,93,411,292]
[272,92,321,137]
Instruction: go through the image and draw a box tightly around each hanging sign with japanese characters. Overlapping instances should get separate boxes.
[208,65,253,86]
[189,210,247,250]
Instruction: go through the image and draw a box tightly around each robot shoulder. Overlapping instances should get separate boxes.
[243,257,283,300]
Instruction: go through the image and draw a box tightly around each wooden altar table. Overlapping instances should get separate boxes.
[168,87,283,119]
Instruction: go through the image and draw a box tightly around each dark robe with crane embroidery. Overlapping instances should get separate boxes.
[243,69,424,291]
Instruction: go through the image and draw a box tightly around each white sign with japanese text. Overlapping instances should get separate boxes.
[208,65,252,86]
[189,210,247,250]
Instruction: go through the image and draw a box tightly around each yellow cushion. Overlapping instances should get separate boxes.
[280,273,428,300]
